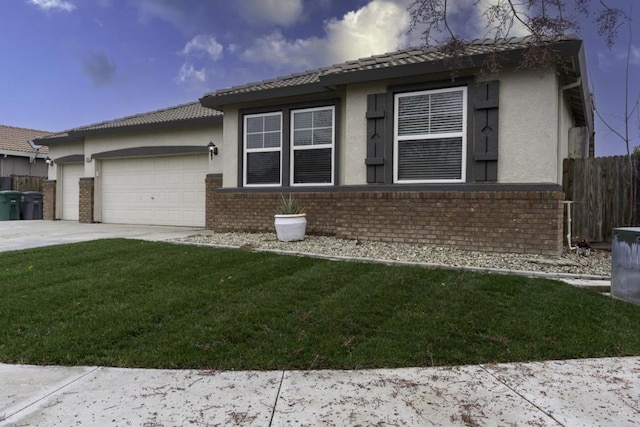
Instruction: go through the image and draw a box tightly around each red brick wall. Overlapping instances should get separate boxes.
[205,181,564,255]
[43,180,56,221]
[79,178,94,224]
[205,174,223,229]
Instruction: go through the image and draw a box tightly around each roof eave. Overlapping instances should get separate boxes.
[34,115,222,145]
[77,114,223,137]
[200,82,330,109]
[321,39,584,87]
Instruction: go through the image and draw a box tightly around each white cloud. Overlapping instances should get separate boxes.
[631,46,640,65]
[29,0,75,12]
[235,0,304,27]
[597,44,640,71]
[407,0,528,44]
[176,63,206,85]
[324,0,410,62]
[181,35,224,61]
[176,35,223,88]
[241,32,319,70]
[241,0,410,71]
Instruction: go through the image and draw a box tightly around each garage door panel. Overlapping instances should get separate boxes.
[61,164,83,221]
[101,155,208,227]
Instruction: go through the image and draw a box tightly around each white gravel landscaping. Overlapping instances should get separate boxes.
[174,232,611,279]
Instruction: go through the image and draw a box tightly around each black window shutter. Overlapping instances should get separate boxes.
[474,81,499,181]
[365,93,386,184]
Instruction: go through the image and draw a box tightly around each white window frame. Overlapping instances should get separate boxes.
[393,87,467,184]
[290,105,335,187]
[243,112,282,187]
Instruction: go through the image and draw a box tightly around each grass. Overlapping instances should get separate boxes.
[0,239,639,370]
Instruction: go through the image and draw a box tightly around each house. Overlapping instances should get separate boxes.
[36,35,593,255]
[198,35,593,255]
[0,125,50,189]
[36,103,222,225]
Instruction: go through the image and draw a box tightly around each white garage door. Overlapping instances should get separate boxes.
[61,163,84,221]
[101,155,208,227]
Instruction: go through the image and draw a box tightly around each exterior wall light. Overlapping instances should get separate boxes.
[208,141,218,158]
[45,157,53,166]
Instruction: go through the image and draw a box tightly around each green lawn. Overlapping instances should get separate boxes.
[0,239,638,370]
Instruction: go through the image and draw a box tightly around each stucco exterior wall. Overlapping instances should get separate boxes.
[83,125,222,174]
[221,107,239,188]
[490,67,561,184]
[342,82,387,185]
[221,68,569,188]
[47,141,85,181]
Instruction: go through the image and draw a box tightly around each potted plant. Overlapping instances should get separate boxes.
[274,194,307,242]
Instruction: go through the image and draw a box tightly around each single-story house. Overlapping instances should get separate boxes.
[0,125,50,189]
[198,35,593,255]
[36,103,222,225]
[36,35,593,255]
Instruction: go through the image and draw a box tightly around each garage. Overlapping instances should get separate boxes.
[100,154,208,227]
[61,163,84,221]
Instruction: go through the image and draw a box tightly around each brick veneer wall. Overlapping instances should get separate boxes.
[79,178,94,224]
[205,177,564,255]
[43,180,56,220]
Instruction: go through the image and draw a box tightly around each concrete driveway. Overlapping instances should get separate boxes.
[0,220,203,253]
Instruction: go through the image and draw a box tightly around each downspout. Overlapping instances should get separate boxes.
[564,200,576,250]
[559,79,581,250]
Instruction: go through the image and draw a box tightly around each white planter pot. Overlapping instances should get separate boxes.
[274,214,307,242]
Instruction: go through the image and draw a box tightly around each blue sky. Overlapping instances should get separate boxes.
[1,0,638,156]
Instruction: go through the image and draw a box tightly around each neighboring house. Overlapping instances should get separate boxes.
[199,35,593,255]
[36,35,593,256]
[0,125,50,188]
[35,103,222,225]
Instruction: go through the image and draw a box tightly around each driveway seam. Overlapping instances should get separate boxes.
[1,366,100,425]
[479,365,565,426]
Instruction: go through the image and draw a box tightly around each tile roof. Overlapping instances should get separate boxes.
[38,102,223,141]
[78,101,222,131]
[0,125,50,154]
[203,35,580,101]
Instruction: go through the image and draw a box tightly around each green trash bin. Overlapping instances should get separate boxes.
[0,190,22,220]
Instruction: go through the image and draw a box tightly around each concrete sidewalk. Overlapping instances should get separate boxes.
[1,357,639,426]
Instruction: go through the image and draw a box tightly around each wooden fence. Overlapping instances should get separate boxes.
[0,175,44,192]
[563,155,639,242]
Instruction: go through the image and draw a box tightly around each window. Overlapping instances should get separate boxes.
[291,106,334,186]
[394,87,467,183]
[241,103,336,187]
[244,112,282,186]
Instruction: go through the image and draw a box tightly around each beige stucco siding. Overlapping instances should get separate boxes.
[342,82,386,185]
[219,67,572,188]
[221,107,239,188]
[82,125,223,178]
[47,141,85,181]
[493,67,561,184]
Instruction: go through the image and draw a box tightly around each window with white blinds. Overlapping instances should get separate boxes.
[244,112,282,186]
[291,106,334,185]
[394,87,467,183]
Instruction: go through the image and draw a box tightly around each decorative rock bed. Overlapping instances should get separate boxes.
[175,232,611,278]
